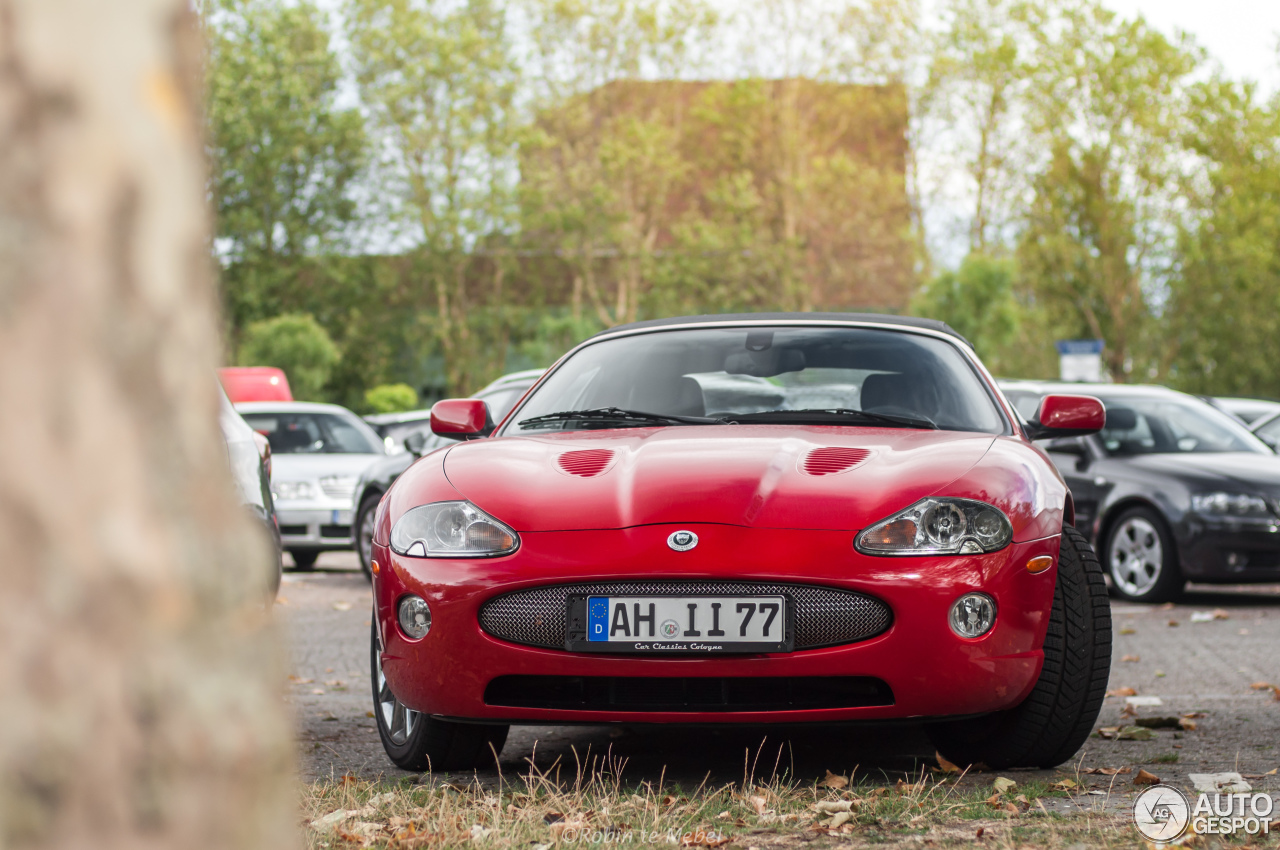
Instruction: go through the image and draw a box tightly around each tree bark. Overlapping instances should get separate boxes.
[0,2,295,848]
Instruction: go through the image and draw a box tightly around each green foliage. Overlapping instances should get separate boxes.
[237,313,340,401]
[206,0,366,262]
[364,384,420,414]
[912,254,1018,356]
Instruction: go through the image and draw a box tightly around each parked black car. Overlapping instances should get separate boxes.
[1001,381,1280,602]
[352,369,544,578]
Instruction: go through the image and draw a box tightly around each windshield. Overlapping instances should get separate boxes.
[1098,396,1271,456]
[507,326,1007,435]
[242,411,383,455]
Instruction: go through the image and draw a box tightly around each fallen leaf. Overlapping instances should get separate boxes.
[1266,769,1278,776]
[1121,654,1140,662]
[975,827,985,838]
[1118,627,1136,635]
[1107,687,1138,697]
[288,675,314,684]
[1159,602,1176,610]
[1181,711,1207,718]
[1002,802,1019,816]
[274,596,289,605]
[1115,726,1155,741]
[366,710,375,718]
[1212,608,1231,620]
[1133,769,1161,786]
[1239,628,1250,635]
[1051,779,1077,790]
[935,750,962,773]
[325,679,345,687]
[1190,772,1252,793]
[814,801,853,814]
[1082,767,1130,775]
[818,770,848,790]
[310,809,351,832]
[992,777,1017,794]
[1250,682,1274,690]
[1168,620,1180,627]
[340,773,358,785]
[828,812,852,829]
[542,812,564,825]
[1014,794,1028,804]
[1190,611,1215,623]
[469,824,491,841]
[746,795,768,816]
[1121,703,1138,718]
[310,688,325,695]
[333,602,353,612]
[1178,718,1198,731]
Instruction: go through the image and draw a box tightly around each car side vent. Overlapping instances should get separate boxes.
[802,447,870,475]
[557,449,615,477]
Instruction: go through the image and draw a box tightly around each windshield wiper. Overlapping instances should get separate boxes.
[727,408,938,429]
[517,407,725,429]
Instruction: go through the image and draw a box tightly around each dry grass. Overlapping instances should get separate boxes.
[295,745,1209,848]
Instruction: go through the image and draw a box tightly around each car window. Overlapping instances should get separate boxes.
[476,388,520,422]
[509,326,1008,435]
[1255,416,1280,445]
[242,412,383,454]
[1098,397,1269,456]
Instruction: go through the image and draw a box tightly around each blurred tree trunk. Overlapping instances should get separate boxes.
[0,2,295,848]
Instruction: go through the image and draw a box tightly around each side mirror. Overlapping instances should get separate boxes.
[430,398,494,440]
[404,430,429,457]
[1025,394,1106,440]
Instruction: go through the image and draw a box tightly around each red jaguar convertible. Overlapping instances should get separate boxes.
[368,314,1111,771]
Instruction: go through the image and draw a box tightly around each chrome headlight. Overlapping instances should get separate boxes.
[1191,492,1273,519]
[390,501,519,558]
[856,498,1012,556]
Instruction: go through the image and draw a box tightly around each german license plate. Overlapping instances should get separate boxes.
[565,595,790,653]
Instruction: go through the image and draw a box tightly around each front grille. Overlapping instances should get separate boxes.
[279,524,308,536]
[319,476,357,500]
[484,675,893,712]
[479,581,891,650]
[320,524,351,539]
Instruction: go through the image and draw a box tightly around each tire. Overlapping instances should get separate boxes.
[288,549,319,571]
[370,622,508,772]
[1103,506,1183,603]
[356,492,381,582]
[927,525,1111,769]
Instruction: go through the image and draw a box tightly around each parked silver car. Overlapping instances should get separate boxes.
[237,401,385,569]
[219,388,282,596]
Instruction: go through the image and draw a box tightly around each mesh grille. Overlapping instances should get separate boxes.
[803,447,870,475]
[480,581,891,650]
[558,449,615,477]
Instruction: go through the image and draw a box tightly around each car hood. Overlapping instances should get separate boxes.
[1122,452,1280,493]
[442,426,996,531]
[271,453,383,482]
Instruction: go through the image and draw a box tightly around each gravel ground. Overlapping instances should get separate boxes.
[280,551,1280,807]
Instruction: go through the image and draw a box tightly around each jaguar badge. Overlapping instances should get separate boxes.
[667,530,698,551]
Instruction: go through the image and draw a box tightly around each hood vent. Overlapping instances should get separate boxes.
[557,449,615,477]
[802,447,870,476]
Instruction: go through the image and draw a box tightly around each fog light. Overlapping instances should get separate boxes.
[398,595,431,639]
[949,593,996,638]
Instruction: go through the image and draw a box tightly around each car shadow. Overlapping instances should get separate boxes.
[1177,583,1280,607]
[507,722,941,787]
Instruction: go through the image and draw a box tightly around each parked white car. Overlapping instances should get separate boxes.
[236,401,385,570]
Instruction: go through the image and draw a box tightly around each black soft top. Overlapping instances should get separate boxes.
[593,312,971,347]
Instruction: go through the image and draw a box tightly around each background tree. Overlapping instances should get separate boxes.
[0,0,292,847]
[238,312,341,400]
[1165,78,1280,396]
[1016,1,1203,381]
[347,0,519,396]
[365,382,420,413]
[206,0,367,336]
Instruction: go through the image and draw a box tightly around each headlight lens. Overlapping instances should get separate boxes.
[856,498,1012,556]
[1191,492,1274,519]
[273,480,315,501]
[390,501,519,558]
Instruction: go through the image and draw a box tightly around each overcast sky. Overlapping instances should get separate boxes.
[1106,0,1280,89]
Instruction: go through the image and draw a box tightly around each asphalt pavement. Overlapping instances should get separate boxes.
[280,552,1280,798]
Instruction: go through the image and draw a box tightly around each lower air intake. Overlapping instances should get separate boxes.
[484,675,894,712]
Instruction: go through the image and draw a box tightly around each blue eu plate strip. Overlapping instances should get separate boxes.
[587,597,610,641]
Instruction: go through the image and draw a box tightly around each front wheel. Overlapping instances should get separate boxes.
[1104,507,1183,603]
[928,525,1112,769]
[370,622,508,772]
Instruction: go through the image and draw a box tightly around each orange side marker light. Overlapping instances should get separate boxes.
[371,559,380,576]
[1026,555,1053,574]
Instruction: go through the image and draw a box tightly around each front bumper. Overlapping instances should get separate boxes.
[276,507,356,549]
[1178,516,1280,582]
[373,524,1062,725]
